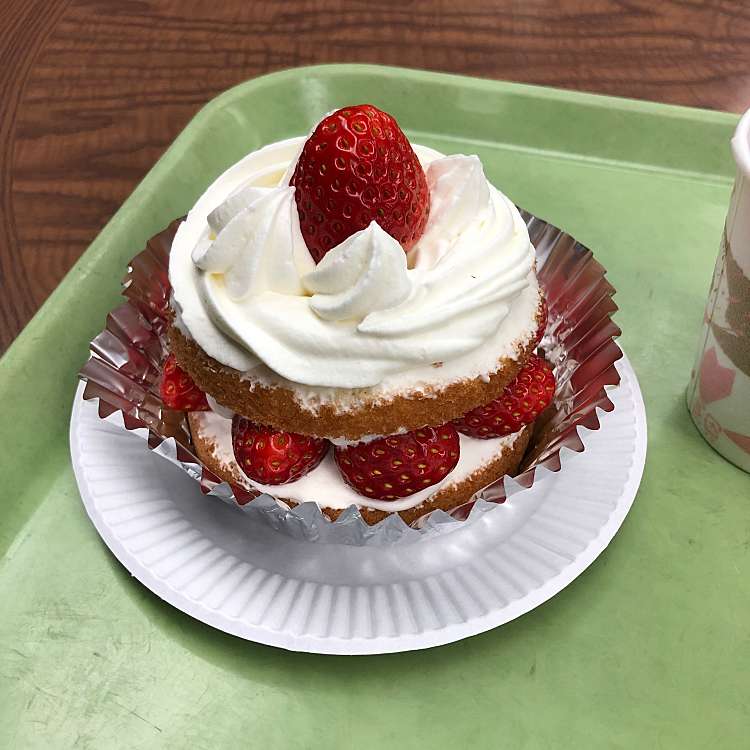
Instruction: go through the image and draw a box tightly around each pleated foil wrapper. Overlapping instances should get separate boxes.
[79,211,622,545]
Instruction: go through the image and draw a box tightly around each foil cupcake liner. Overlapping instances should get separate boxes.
[79,212,622,545]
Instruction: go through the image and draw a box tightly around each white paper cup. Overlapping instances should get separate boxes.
[687,110,750,472]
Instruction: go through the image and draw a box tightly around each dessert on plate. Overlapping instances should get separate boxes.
[162,104,555,525]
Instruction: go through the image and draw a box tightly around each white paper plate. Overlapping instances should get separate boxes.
[70,354,646,654]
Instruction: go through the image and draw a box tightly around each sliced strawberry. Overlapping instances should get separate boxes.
[160,353,209,411]
[533,294,549,348]
[232,417,328,485]
[290,104,430,262]
[334,425,460,501]
[453,355,556,439]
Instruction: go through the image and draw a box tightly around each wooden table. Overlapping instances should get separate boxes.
[2,0,749,351]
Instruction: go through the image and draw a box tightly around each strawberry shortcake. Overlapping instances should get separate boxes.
[162,105,554,525]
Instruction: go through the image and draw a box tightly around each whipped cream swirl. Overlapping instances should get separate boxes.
[170,137,534,389]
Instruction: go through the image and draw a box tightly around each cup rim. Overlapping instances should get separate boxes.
[731,109,750,177]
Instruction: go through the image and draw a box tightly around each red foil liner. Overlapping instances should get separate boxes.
[79,213,621,527]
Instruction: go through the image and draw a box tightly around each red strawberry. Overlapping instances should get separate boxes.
[334,424,460,501]
[453,355,556,439]
[290,104,430,263]
[160,353,209,411]
[232,417,328,485]
[533,295,549,348]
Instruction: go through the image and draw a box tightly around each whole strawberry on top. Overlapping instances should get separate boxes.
[290,104,430,263]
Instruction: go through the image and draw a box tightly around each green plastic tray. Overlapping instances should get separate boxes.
[1,64,748,748]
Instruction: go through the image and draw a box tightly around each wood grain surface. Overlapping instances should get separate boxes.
[2,0,750,350]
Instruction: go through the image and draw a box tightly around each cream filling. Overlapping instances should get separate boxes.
[191,410,524,513]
